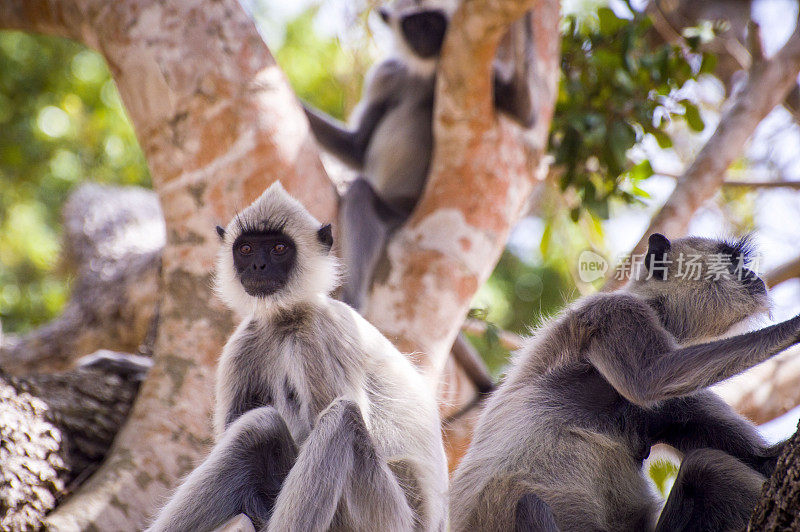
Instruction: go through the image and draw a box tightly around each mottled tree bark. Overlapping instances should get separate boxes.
[749,422,800,530]
[0,354,148,531]
[370,0,561,466]
[367,0,559,380]
[2,0,335,528]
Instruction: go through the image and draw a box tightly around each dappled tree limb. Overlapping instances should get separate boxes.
[2,0,336,528]
[748,421,800,530]
[365,0,559,383]
[364,0,561,466]
[0,184,162,374]
[765,255,800,289]
[609,14,800,290]
[0,352,149,530]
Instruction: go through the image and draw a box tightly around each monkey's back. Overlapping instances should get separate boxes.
[451,300,659,531]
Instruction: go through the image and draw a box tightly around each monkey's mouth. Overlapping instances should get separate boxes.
[239,276,286,297]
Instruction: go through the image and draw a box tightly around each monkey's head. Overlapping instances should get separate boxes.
[627,234,769,343]
[214,182,338,316]
[378,0,456,65]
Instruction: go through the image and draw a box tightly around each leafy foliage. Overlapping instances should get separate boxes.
[273,7,373,120]
[552,6,714,221]
[0,32,149,333]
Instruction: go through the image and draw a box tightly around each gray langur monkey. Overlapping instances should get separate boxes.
[147,182,448,532]
[303,0,535,310]
[450,234,800,531]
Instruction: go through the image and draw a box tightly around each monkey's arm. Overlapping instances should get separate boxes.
[267,399,413,531]
[147,407,297,532]
[303,59,402,168]
[586,296,800,406]
[303,100,391,168]
[650,391,783,477]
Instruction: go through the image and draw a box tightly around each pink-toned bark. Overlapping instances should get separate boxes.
[2,0,335,528]
[366,0,559,383]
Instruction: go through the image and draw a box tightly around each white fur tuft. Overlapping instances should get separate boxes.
[214,181,340,318]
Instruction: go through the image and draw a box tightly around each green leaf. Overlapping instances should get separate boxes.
[628,160,654,181]
[652,129,673,149]
[608,121,636,170]
[681,100,705,132]
[597,7,626,35]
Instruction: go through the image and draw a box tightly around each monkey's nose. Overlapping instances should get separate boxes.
[252,263,267,271]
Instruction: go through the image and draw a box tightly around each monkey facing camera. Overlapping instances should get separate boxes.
[451,233,800,531]
[147,182,448,532]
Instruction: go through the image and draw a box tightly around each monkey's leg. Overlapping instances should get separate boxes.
[147,407,296,532]
[654,448,765,532]
[268,399,414,532]
[339,178,407,311]
[514,493,560,532]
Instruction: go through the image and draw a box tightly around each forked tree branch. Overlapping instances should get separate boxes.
[607,17,800,290]
[365,0,560,385]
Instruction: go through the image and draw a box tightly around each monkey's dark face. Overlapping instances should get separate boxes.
[381,8,448,59]
[232,231,296,297]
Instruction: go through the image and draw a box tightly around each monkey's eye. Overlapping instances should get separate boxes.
[239,243,253,255]
[273,243,288,255]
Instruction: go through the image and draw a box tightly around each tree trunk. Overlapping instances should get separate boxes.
[0,353,148,531]
[1,1,336,528]
[749,422,800,530]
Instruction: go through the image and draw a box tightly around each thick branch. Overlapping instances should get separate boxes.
[0,184,162,374]
[621,20,800,277]
[765,255,800,288]
[0,353,148,530]
[365,0,559,385]
[748,420,800,530]
[2,1,337,529]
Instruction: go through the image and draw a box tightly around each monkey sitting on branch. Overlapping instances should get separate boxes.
[147,182,448,532]
[303,0,535,311]
[450,234,800,531]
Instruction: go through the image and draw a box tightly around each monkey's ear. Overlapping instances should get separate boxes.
[378,7,390,24]
[317,224,333,252]
[645,233,671,281]
[216,226,226,240]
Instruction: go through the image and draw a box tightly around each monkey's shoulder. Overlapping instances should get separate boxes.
[366,58,408,89]
[568,292,662,339]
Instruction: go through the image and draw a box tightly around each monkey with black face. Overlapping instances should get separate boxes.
[303,0,534,310]
[148,182,448,532]
[450,234,800,531]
